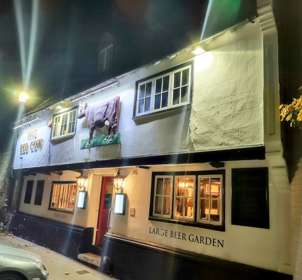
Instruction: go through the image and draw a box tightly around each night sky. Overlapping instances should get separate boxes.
[0,0,205,153]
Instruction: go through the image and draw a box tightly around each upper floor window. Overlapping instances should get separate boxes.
[135,63,192,118]
[98,43,114,73]
[51,108,77,141]
[150,171,224,231]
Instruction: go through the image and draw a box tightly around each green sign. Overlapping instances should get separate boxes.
[80,133,121,149]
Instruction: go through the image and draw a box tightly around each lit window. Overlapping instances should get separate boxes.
[150,172,224,230]
[135,64,192,117]
[50,182,77,212]
[153,176,173,218]
[51,109,77,140]
[198,175,223,225]
[174,176,195,221]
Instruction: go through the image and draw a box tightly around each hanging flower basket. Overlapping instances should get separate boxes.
[280,95,302,128]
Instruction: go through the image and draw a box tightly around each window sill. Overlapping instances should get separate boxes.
[148,216,225,232]
[48,208,74,214]
[134,104,191,124]
[51,133,76,143]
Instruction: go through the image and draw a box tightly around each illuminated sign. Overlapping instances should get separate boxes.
[77,191,87,209]
[114,193,126,215]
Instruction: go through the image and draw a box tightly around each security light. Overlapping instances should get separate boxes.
[18,91,29,103]
[192,46,205,56]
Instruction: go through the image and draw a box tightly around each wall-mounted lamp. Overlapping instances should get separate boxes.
[77,171,88,191]
[192,46,205,56]
[114,170,126,193]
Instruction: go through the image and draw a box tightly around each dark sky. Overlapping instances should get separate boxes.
[0,0,206,153]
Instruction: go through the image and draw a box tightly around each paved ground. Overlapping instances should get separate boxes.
[0,233,116,280]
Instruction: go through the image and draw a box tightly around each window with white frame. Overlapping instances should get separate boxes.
[153,176,173,218]
[51,109,77,140]
[172,67,190,105]
[135,63,192,117]
[198,175,223,225]
[138,81,152,114]
[174,176,195,221]
[150,172,224,229]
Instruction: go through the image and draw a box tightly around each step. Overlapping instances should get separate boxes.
[77,252,102,268]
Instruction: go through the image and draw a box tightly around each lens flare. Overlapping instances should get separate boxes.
[13,0,40,90]
[26,0,39,89]
[18,91,29,103]
[13,0,27,82]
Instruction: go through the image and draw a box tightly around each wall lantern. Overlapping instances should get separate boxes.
[192,46,205,56]
[77,172,88,191]
[114,170,126,193]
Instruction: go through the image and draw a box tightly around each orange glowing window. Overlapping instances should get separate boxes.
[50,182,77,213]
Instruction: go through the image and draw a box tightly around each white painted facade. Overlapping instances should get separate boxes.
[13,1,294,277]
[13,23,264,170]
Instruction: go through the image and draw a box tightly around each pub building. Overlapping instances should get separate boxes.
[9,1,293,279]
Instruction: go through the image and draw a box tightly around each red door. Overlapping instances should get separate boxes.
[96,177,114,246]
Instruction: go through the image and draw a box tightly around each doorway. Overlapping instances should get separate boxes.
[95,177,114,246]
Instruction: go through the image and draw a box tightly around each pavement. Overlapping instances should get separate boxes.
[0,233,116,280]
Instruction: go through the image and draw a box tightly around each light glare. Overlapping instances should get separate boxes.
[18,91,29,103]
[192,47,206,56]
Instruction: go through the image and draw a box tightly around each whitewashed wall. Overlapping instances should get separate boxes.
[19,171,102,229]
[108,160,291,274]
[13,22,264,170]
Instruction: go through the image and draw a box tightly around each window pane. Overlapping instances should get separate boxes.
[163,197,171,215]
[145,97,151,111]
[181,86,188,103]
[211,178,221,195]
[139,84,145,99]
[199,176,222,224]
[182,68,189,85]
[200,199,207,219]
[163,76,169,91]
[68,110,76,134]
[174,176,194,220]
[200,178,210,197]
[146,82,152,97]
[156,79,162,93]
[174,72,180,88]
[138,99,144,113]
[24,180,34,204]
[155,197,163,214]
[162,92,168,108]
[34,180,44,206]
[156,178,163,195]
[173,89,180,105]
[155,94,161,109]
[163,178,171,195]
